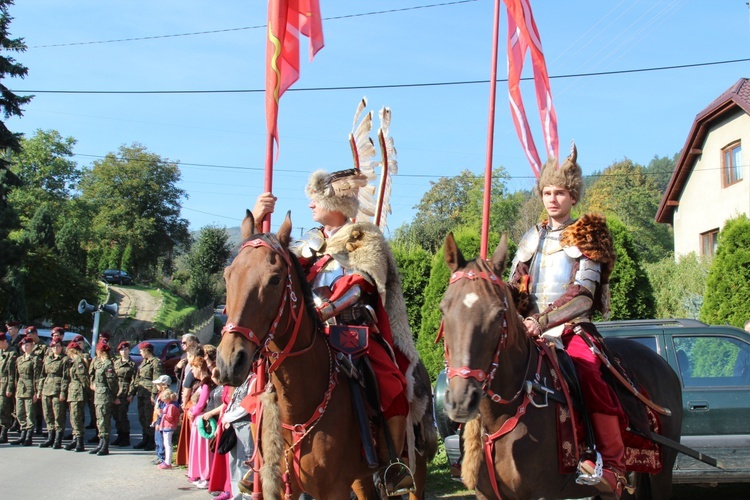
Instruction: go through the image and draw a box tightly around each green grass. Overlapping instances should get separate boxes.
[152,288,197,332]
[425,441,473,498]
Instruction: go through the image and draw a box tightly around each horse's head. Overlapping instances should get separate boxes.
[215,209,295,386]
[439,233,523,422]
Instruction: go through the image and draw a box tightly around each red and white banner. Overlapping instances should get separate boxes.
[266,0,324,148]
[503,0,558,177]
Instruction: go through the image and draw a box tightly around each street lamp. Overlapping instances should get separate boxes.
[77,299,119,357]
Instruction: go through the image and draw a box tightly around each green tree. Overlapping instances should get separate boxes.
[644,253,710,319]
[391,242,432,338]
[79,143,190,279]
[583,159,672,263]
[9,129,78,223]
[186,225,231,306]
[606,216,656,320]
[645,153,677,194]
[0,0,32,320]
[700,215,750,327]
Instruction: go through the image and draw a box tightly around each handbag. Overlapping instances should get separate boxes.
[216,424,237,455]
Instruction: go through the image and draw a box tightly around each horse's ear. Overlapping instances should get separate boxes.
[444,232,465,272]
[490,233,508,276]
[241,209,256,240]
[277,211,292,247]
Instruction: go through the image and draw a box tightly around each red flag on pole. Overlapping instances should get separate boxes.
[503,0,558,177]
[266,0,324,148]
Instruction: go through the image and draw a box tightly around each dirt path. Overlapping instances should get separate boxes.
[101,285,163,338]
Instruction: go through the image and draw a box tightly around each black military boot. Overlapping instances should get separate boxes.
[111,433,122,446]
[39,429,56,448]
[118,432,130,447]
[97,440,110,456]
[52,431,63,449]
[64,435,78,450]
[75,435,85,452]
[0,426,7,443]
[22,430,33,446]
[89,438,104,454]
[10,430,26,445]
[143,434,155,451]
[133,436,146,449]
[8,420,19,432]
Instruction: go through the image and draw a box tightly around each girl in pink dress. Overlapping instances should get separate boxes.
[187,355,215,489]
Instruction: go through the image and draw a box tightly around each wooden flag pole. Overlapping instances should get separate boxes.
[481,0,502,259]
[262,133,274,233]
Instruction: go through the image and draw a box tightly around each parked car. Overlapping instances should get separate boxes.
[434,318,750,485]
[35,328,92,357]
[129,338,184,381]
[100,269,133,285]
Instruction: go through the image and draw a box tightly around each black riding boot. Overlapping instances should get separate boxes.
[65,435,78,450]
[39,429,56,448]
[22,430,33,446]
[0,426,7,443]
[75,435,85,452]
[52,431,63,449]
[10,430,26,445]
[97,440,110,456]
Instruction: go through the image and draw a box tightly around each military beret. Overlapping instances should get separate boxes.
[25,326,38,335]
[117,341,130,351]
[51,326,65,335]
[96,341,110,352]
[73,335,85,343]
[99,331,111,340]
[139,342,154,351]
[5,320,20,327]
[50,338,62,347]
[66,341,81,351]
[19,336,34,345]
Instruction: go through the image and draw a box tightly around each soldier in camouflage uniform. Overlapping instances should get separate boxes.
[23,326,47,436]
[112,341,137,447]
[5,321,21,354]
[134,342,163,451]
[0,332,18,443]
[11,336,42,446]
[64,341,90,452]
[39,338,70,449]
[89,341,118,456]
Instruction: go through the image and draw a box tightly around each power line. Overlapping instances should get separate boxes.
[12,57,749,95]
[29,1,477,49]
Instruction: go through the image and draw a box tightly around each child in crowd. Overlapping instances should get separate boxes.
[151,375,172,466]
[157,389,180,470]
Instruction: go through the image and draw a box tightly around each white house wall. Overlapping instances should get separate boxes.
[673,110,750,258]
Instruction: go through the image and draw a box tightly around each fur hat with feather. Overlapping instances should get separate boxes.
[535,142,584,203]
[305,168,368,220]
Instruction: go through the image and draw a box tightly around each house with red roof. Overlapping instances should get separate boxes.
[657,78,750,258]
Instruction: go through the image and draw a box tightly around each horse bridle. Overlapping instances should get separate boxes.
[221,235,311,373]
[441,267,532,405]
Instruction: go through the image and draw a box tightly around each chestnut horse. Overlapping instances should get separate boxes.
[439,233,683,500]
[215,211,436,499]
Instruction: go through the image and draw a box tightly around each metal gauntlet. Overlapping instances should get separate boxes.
[537,295,593,331]
[316,285,362,322]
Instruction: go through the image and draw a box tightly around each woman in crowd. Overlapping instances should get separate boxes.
[64,341,90,452]
[175,333,201,466]
[39,338,70,449]
[11,336,42,446]
[112,341,137,447]
[187,354,216,489]
[89,341,119,456]
[205,368,230,498]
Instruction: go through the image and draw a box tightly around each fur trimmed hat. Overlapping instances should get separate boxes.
[305,168,368,220]
[535,143,584,202]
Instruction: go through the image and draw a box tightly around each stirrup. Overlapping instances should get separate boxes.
[383,460,415,496]
[576,451,603,486]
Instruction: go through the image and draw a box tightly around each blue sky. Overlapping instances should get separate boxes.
[6,1,750,237]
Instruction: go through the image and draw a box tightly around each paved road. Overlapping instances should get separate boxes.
[0,385,206,499]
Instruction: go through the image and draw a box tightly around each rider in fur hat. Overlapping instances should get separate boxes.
[508,144,626,498]
[252,167,417,495]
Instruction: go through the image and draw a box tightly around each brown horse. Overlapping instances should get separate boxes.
[215,211,436,499]
[439,233,683,500]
